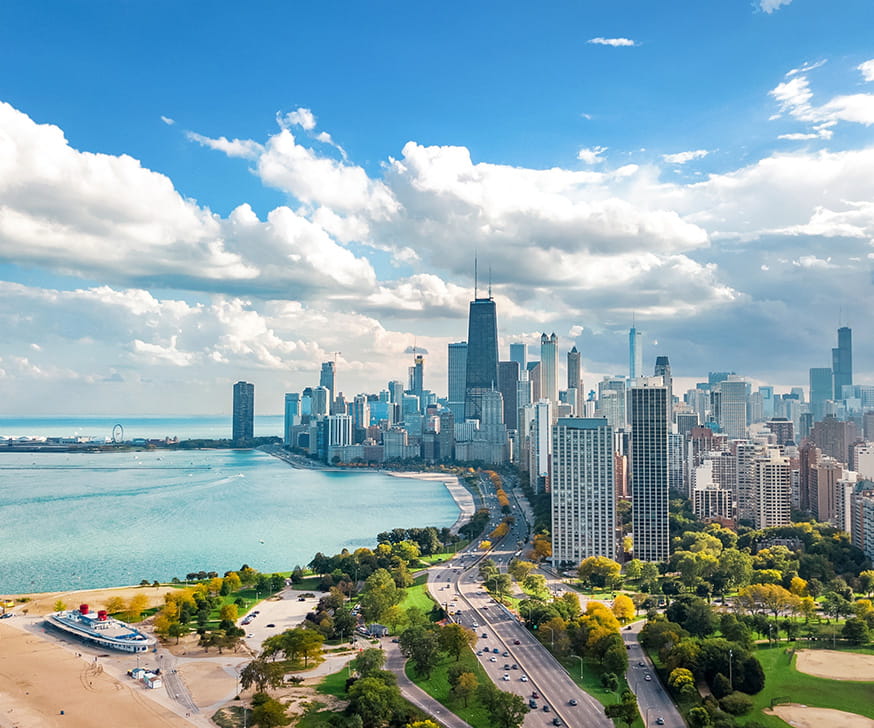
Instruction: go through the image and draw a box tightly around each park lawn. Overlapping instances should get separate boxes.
[400,575,436,614]
[404,647,493,728]
[291,576,323,591]
[556,655,643,728]
[316,668,349,698]
[737,645,874,727]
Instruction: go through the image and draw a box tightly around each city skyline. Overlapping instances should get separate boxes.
[2,2,874,414]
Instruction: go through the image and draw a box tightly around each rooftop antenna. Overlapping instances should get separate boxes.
[474,253,478,299]
[332,351,341,363]
[488,265,492,299]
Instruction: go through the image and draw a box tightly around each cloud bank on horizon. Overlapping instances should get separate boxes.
[0,2,873,414]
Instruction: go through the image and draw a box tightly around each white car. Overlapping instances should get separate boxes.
[489,656,497,662]
[502,674,510,681]
[520,675,528,682]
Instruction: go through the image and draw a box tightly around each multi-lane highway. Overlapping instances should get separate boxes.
[428,474,611,728]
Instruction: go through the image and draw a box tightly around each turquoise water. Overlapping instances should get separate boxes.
[0,448,458,594]
[0,415,284,441]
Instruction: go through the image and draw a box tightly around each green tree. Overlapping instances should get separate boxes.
[478,683,527,728]
[604,691,638,727]
[860,569,874,597]
[251,696,291,727]
[351,648,386,678]
[347,676,401,727]
[240,659,285,692]
[359,569,403,623]
[842,617,871,645]
[453,671,478,707]
[439,623,477,661]
[687,706,711,728]
[578,556,622,589]
[398,625,441,679]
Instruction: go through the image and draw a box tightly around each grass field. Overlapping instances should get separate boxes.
[400,574,437,614]
[404,647,493,728]
[316,668,350,698]
[737,646,874,727]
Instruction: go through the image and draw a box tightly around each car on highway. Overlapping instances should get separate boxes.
[568,699,578,706]
[502,651,509,657]
[520,675,528,682]
[531,691,539,698]
[513,639,521,644]
[502,673,510,681]
[493,648,500,653]
[644,674,652,681]
[638,661,646,667]
[542,704,550,712]
[552,719,562,726]
[489,656,497,662]
[266,623,276,628]
[529,699,538,709]
[481,632,487,638]
[655,719,665,726]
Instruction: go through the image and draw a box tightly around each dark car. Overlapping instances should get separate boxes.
[552,719,562,726]
[531,691,539,699]
[513,639,521,644]
[493,648,500,654]
[528,699,538,709]
[542,704,550,712]
[266,623,276,628]
[655,719,665,726]
[569,699,578,706]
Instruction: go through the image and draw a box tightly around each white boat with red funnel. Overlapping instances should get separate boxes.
[45,603,156,653]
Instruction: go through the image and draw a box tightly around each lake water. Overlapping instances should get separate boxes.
[0,415,285,442]
[0,448,459,594]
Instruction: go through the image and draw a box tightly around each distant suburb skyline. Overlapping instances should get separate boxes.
[1,1,874,414]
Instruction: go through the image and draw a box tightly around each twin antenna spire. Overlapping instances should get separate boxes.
[474,254,492,299]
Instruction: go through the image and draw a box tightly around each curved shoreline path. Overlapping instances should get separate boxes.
[384,471,475,535]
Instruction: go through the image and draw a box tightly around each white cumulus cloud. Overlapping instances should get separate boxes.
[662,149,709,164]
[860,59,874,82]
[759,0,793,13]
[587,37,637,47]
[577,146,608,164]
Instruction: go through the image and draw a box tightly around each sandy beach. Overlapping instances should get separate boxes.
[385,471,476,534]
[0,621,195,728]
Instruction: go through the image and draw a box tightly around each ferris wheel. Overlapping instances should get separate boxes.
[111,424,124,444]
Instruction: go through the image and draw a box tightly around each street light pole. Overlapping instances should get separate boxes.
[728,648,733,689]
[542,626,555,650]
[572,654,584,680]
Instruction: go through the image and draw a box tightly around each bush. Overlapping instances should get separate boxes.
[719,692,753,716]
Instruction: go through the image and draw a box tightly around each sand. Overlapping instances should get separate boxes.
[0,623,192,728]
[767,704,874,728]
[1,585,171,617]
[177,662,237,708]
[795,649,874,681]
[386,471,476,534]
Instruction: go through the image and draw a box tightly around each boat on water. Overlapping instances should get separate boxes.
[45,604,156,653]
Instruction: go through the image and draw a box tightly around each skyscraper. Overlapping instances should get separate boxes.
[464,295,499,421]
[654,355,672,422]
[540,332,558,405]
[629,326,642,380]
[498,360,520,430]
[551,417,616,567]
[284,392,300,445]
[510,342,527,370]
[711,376,749,440]
[320,361,335,401]
[567,346,582,413]
[630,378,669,561]
[809,367,833,422]
[447,342,468,424]
[408,354,424,404]
[832,326,853,400]
[232,381,254,445]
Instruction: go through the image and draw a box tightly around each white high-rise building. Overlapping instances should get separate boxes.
[540,332,558,407]
[529,399,552,493]
[551,418,616,568]
[752,447,791,528]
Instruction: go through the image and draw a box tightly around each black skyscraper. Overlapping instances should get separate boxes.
[464,296,499,420]
[832,326,852,400]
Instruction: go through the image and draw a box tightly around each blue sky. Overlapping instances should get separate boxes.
[1,0,873,414]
